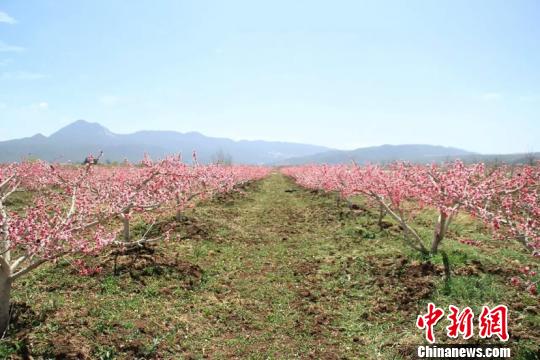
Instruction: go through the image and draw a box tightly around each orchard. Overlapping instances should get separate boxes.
[0,155,269,335]
[282,161,540,257]
[0,156,538,357]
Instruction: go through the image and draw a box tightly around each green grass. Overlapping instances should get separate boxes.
[0,174,538,359]
[3,190,34,212]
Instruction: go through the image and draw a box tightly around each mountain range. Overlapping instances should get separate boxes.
[280,144,474,165]
[0,120,537,165]
[0,120,330,164]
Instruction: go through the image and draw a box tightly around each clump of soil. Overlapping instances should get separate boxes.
[366,255,440,315]
[453,259,521,277]
[105,246,203,289]
[45,335,92,359]
[173,215,210,239]
[8,302,47,338]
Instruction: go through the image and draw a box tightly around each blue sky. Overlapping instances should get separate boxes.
[0,0,539,153]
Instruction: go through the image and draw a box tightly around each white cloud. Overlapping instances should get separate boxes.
[0,11,16,24]
[31,101,49,110]
[99,95,121,106]
[0,40,24,52]
[480,92,502,101]
[1,71,48,80]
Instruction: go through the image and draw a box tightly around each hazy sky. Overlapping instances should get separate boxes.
[0,0,539,153]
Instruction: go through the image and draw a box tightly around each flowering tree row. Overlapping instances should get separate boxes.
[282,161,539,257]
[0,155,269,334]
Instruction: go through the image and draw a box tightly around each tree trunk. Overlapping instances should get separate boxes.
[378,203,386,230]
[0,265,12,336]
[175,194,182,221]
[431,212,447,254]
[175,205,185,221]
[372,195,428,254]
[441,250,451,282]
[122,216,130,242]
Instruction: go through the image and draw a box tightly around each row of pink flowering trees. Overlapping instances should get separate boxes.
[282,161,540,257]
[0,155,269,334]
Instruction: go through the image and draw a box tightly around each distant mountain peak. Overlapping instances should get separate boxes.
[50,120,116,143]
[30,133,46,139]
[53,119,110,133]
[73,119,93,125]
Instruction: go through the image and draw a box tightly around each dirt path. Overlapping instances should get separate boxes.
[183,173,352,358]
